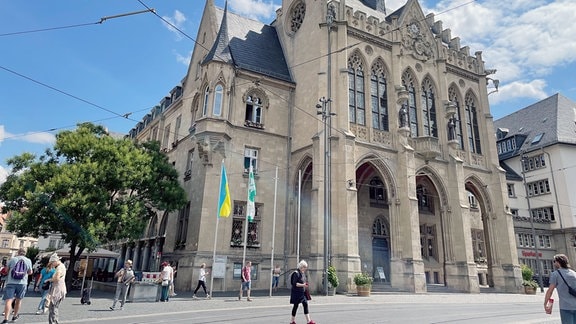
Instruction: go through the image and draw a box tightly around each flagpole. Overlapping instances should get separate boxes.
[297,169,301,262]
[269,166,278,297]
[210,160,226,298]
[241,165,254,274]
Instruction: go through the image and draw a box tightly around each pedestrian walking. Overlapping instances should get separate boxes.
[239,261,252,301]
[193,263,210,299]
[2,247,33,324]
[109,260,135,311]
[46,253,67,324]
[272,264,281,292]
[169,262,178,297]
[544,254,576,323]
[35,257,55,315]
[0,261,7,291]
[289,260,315,324]
[159,261,173,302]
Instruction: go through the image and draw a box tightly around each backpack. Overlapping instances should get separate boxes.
[11,259,27,280]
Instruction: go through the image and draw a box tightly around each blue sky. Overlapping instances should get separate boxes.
[1,0,575,183]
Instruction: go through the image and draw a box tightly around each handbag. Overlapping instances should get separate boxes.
[558,270,576,297]
[42,281,50,290]
[161,279,170,287]
[305,289,311,300]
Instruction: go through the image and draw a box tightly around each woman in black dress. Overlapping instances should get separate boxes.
[290,260,315,324]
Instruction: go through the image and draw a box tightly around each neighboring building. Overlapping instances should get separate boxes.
[36,233,67,252]
[0,211,38,264]
[113,0,522,294]
[494,93,576,286]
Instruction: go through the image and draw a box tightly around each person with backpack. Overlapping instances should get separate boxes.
[2,248,33,324]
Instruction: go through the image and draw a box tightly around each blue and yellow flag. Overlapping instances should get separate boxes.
[218,163,232,217]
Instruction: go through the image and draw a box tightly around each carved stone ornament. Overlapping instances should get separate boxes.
[290,1,306,34]
[401,20,435,62]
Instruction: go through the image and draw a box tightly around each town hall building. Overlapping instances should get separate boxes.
[119,0,523,294]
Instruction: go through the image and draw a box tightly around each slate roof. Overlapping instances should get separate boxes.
[499,161,523,181]
[203,6,293,83]
[494,93,576,155]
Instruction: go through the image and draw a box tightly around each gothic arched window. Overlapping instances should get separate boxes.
[465,92,482,154]
[421,77,437,137]
[348,53,365,125]
[370,60,388,131]
[402,70,418,137]
[369,177,387,207]
[448,86,464,149]
[213,84,223,116]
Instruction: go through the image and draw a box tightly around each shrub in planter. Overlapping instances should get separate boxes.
[327,265,339,288]
[521,264,539,291]
[353,273,373,286]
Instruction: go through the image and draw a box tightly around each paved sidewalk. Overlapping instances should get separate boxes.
[2,288,559,323]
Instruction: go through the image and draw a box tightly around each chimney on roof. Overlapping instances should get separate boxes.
[362,0,386,14]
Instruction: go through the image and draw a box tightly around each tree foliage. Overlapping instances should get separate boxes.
[0,123,187,283]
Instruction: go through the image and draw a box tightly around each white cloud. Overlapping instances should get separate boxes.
[175,50,192,66]
[489,79,548,105]
[19,132,56,144]
[229,0,280,20]
[426,0,576,106]
[0,165,7,185]
[162,10,187,40]
[0,125,55,145]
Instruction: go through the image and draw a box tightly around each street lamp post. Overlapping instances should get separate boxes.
[316,3,336,296]
[317,96,333,295]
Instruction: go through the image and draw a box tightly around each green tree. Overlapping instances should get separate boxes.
[0,123,187,286]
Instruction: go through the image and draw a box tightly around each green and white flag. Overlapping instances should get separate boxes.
[247,165,257,222]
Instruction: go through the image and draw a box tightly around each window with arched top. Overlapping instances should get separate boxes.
[245,95,263,128]
[417,184,433,212]
[202,86,209,116]
[369,177,387,207]
[370,60,388,131]
[465,92,482,154]
[213,84,223,116]
[448,86,464,149]
[402,70,418,137]
[421,77,437,137]
[348,53,365,125]
[147,215,158,238]
[372,218,388,237]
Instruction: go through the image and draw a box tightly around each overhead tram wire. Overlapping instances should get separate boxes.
[0,65,138,122]
[0,9,155,37]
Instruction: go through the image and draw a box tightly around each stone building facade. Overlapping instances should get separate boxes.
[119,0,523,294]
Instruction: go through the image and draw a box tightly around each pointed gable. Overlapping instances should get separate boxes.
[202,4,293,83]
[202,2,232,65]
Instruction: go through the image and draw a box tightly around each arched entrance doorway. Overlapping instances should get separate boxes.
[372,217,390,282]
[355,160,394,284]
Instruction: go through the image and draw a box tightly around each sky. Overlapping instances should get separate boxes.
[1,0,575,184]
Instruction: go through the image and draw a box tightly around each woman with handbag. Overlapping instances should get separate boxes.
[544,254,576,323]
[289,260,315,324]
[159,262,173,302]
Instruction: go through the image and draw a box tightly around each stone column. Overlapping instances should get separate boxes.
[391,87,426,293]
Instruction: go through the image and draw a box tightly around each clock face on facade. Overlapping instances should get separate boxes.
[408,22,420,36]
